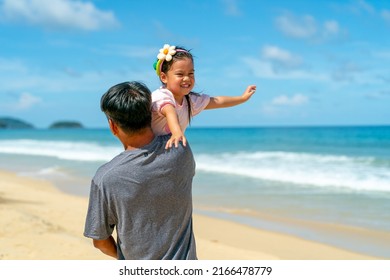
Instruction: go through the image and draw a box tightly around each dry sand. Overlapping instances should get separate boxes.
[0,170,377,260]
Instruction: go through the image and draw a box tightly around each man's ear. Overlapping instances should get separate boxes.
[108,119,118,136]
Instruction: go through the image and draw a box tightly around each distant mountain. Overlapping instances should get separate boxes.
[49,121,84,129]
[0,117,34,129]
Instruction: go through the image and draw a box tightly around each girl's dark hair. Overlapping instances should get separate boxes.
[160,46,195,124]
[100,81,152,134]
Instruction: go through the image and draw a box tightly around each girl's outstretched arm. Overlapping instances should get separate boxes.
[161,104,187,149]
[205,85,256,109]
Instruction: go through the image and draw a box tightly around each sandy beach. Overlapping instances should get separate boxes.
[0,170,379,260]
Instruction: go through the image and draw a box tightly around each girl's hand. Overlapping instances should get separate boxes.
[166,133,187,149]
[242,85,256,101]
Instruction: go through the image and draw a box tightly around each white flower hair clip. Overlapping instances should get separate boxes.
[153,44,189,76]
[158,44,177,62]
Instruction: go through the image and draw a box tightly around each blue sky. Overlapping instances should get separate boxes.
[1,0,389,128]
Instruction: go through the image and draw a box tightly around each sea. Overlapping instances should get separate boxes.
[1,126,390,258]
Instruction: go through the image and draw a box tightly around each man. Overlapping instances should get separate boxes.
[84,81,197,259]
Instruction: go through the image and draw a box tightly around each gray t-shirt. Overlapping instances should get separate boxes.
[84,135,197,260]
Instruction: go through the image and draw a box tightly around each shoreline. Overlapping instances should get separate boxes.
[194,207,390,259]
[0,170,381,260]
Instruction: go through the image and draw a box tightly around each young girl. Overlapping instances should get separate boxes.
[152,44,256,149]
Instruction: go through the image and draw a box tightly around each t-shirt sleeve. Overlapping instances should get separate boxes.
[152,88,176,115]
[84,180,115,240]
[190,93,210,116]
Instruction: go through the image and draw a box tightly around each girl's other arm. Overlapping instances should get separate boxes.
[161,105,187,149]
[205,85,256,109]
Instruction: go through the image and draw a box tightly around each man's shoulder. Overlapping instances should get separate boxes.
[93,136,193,179]
[92,153,126,185]
[147,135,194,165]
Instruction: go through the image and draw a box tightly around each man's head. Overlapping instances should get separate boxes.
[101,81,152,134]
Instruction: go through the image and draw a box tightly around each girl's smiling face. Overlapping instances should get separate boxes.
[160,57,195,103]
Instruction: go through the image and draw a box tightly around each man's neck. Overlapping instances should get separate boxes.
[119,128,155,151]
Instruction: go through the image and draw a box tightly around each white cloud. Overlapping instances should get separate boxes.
[365,90,390,99]
[0,0,119,31]
[262,45,302,67]
[355,0,375,14]
[331,61,361,82]
[372,50,390,59]
[0,57,27,72]
[242,57,328,81]
[382,10,390,22]
[14,92,42,109]
[221,0,241,16]
[323,20,340,36]
[341,1,390,24]
[275,14,317,39]
[271,94,308,106]
[337,0,375,15]
[275,13,342,42]
[261,94,309,117]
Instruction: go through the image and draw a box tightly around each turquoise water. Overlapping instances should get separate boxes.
[1,126,390,258]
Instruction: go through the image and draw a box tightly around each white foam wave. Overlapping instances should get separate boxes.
[2,140,389,192]
[18,166,66,177]
[195,151,390,192]
[0,139,121,162]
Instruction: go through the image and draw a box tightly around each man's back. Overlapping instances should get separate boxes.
[84,135,197,259]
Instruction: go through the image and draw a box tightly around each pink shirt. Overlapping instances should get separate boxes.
[151,87,210,136]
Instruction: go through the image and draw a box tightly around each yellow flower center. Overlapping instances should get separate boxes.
[163,49,169,55]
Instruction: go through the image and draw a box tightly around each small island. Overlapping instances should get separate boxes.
[0,117,34,129]
[49,121,84,129]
